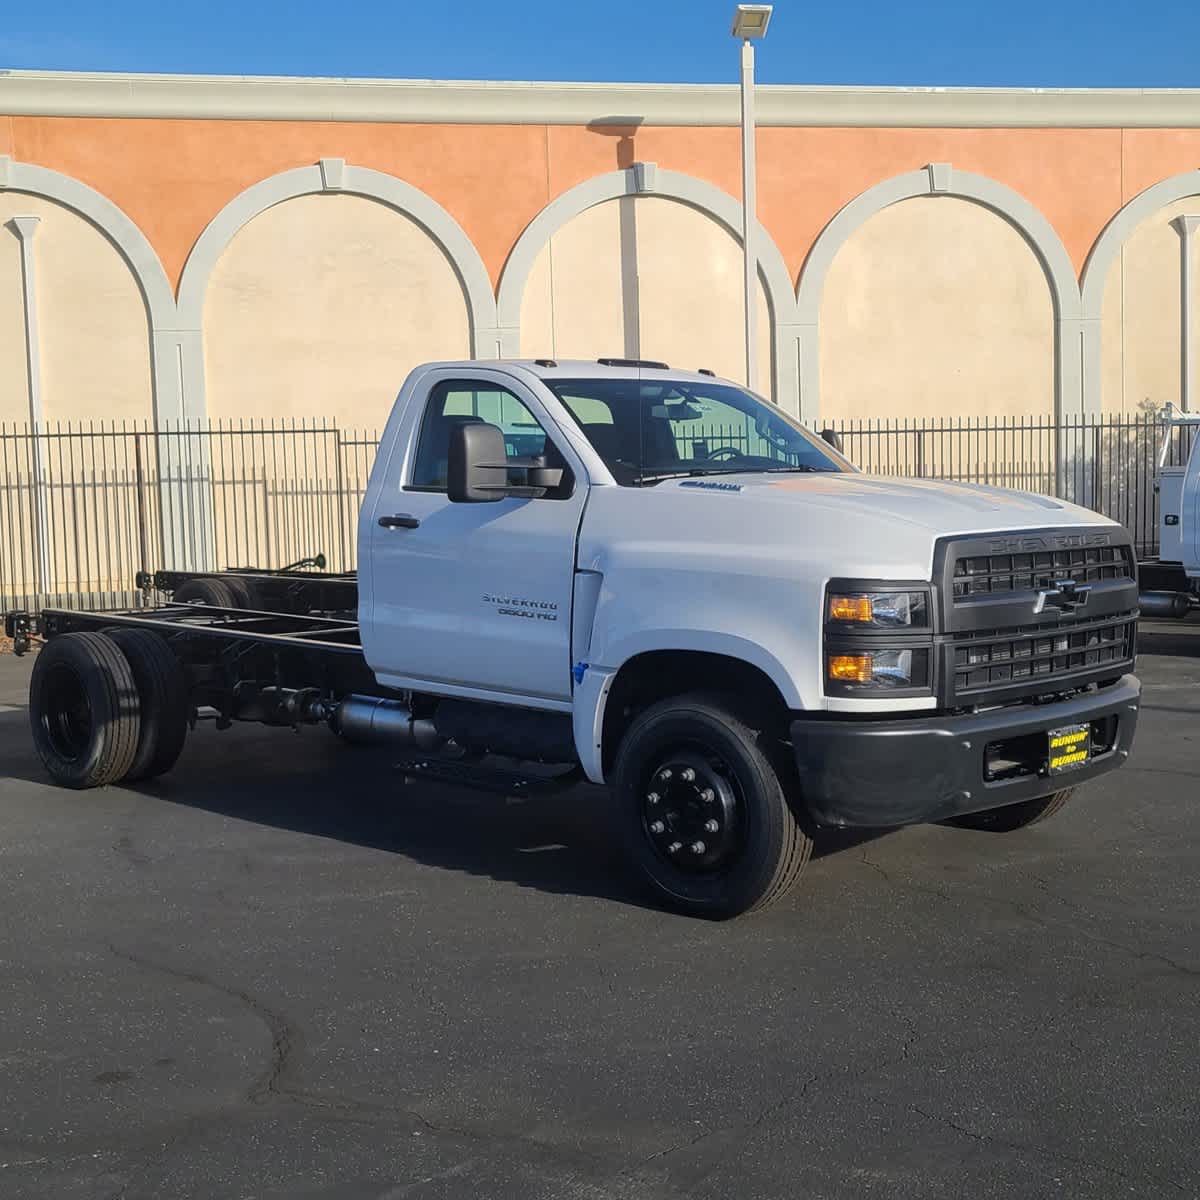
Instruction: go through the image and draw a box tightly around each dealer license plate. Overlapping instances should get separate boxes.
[1048,723,1091,774]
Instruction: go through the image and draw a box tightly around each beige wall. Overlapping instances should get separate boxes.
[203,192,471,430]
[818,196,1055,422]
[0,194,153,426]
[519,197,772,388]
[1100,197,1200,414]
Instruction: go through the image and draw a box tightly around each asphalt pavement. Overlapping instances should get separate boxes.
[0,624,1197,1200]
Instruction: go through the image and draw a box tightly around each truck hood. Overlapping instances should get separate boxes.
[660,471,1108,536]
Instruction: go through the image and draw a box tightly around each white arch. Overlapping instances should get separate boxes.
[495,165,802,412]
[795,164,1086,420]
[1077,169,1200,420]
[0,154,185,424]
[1081,169,1200,320]
[176,160,499,362]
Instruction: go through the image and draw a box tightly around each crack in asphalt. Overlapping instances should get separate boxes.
[106,943,297,1104]
[95,943,301,1199]
[859,848,954,903]
[856,851,1200,982]
[30,946,616,1197]
[1025,873,1200,979]
[624,1002,925,1192]
[907,1102,1190,1194]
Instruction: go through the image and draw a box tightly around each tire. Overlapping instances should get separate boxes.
[220,576,256,610]
[172,577,238,609]
[29,632,141,789]
[613,692,812,919]
[105,628,190,781]
[946,788,1076,832]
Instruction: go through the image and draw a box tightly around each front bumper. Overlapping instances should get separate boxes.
[791,675,1141,828]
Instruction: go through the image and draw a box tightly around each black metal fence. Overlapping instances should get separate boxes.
[0,413,1187,612]
[0,420,380,612]
[821,414,1189,558]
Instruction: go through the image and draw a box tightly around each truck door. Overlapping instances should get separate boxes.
[364,372,587,705]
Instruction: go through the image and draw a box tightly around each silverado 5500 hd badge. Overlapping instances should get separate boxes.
[483,594,559,621]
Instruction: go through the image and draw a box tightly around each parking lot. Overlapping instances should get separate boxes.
[0,624,1196,1200]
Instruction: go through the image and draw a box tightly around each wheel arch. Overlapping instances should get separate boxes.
[576,645,797,784]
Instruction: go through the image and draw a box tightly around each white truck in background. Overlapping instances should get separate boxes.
[7,359,1142,919]
[1138,406,1200,619]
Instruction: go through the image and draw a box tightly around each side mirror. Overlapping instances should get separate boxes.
[820,428,843,453]
[448,422,507,502]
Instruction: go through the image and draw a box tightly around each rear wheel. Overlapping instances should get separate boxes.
[29,632,141,789]
[946,788,1075,832]
[613,692,811,919]
[220,576,256,610]
[172,577,238,609]
[105,628,190,780]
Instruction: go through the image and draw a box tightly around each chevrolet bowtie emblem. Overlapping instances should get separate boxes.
[1033,579,1091,615]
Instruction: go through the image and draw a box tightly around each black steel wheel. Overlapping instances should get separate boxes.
[614,692,811,919]
[946,788,1076,832]
[172,577,238,609]
[105,628,190,781]
[29,632,141,789]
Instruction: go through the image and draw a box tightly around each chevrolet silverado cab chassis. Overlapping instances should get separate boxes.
[6,360,1141,918]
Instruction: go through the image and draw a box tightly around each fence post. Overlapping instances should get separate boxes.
[134,432,150,588]
[29,424,52,599]
[1054,418,1067,501]
[334,431,349,571]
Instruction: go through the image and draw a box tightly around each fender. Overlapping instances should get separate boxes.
[571,630,803,785]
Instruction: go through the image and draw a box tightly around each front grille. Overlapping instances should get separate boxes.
[953,544,1133,599]
[951,611,1136,697]
[936,529,1138,706]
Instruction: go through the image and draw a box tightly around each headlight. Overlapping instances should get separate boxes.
[824,580,934,696]
[827,590,929,628]
[827,649,927,690]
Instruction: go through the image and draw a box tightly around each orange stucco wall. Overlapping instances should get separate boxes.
[9,115,1200,290]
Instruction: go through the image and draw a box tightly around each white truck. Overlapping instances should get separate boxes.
[7,359,1142,919]
[1137,405,1200,619]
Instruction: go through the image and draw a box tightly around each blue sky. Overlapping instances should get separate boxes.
[0,0,1195,87]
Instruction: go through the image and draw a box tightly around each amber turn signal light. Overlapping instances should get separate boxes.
[828,595,873,623]
[827,654,874,683]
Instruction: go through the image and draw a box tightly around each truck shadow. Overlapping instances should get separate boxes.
[0,711,888,911]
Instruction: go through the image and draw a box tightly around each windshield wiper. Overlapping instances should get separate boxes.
[628,468,750,486]
[763,464,838,473]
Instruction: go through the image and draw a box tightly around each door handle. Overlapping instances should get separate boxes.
[378,514,420,529]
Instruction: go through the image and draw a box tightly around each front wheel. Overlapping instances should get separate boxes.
[945,788,1075,832]
[613,692,811,919]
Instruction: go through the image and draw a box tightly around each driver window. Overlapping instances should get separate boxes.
[410,380,551,491]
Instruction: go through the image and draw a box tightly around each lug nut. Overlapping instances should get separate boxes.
[700,787,715,803]
[647,791,660,805]
[681,767,696,782]
[667,841,683,855]
[649,820,665,834]
[690,841,706,854]
[704,819,719,833]
[657,768,673,782]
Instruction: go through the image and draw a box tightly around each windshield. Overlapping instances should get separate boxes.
[545,378,851,486]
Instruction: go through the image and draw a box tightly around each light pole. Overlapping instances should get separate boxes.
[731,3,772,393]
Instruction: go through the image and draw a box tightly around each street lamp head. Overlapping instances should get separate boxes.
[731,4,772,39]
